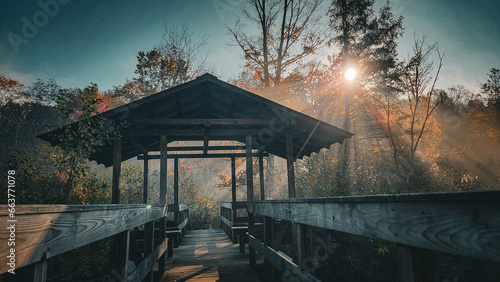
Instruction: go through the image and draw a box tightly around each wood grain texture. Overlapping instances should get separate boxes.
[125,238,168,282]
[247,191,500,262]
[0,204,168,274]
[247,234,320,282]
[161,229,260,282]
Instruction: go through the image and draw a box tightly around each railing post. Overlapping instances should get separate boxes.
[110,230,130,281]
[33,259,47,282]
[158,135,168,278]
[144,221,154,282]
[264,216,275,281]
[398,244,439,282]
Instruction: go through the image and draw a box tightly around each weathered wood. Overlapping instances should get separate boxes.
[412,246,439,282]
[110,230,130,281]
[112,138,122,204]
[137,152,268,159]
[158,218,166,276]
[124,237,168,282]
[155,145,248,151]
[128,129,269,137]
[221,214,233,229]
[286,134,296,198]
[220,201,247,210]
[231,156,237,222]
[259,153,265,200]
[0,204,169,274]
[167,204,188,212]
[162,229,260,281]
[33,259,47,282]
[398,244,414,282]
[131,118,276,125]
[143,155,149,204]
[246,135,254,202]
[144,221,154,282]
[160,136,168,205]
[247,191,500,262]
[247,234,321,282]
[264,216,275,281]
[174,157,179,225]
[300,224,314,271]
[248,213,256,270]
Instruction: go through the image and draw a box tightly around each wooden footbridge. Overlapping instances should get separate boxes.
[1,74,499,281]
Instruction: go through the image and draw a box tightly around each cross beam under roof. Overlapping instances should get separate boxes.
[131,118,288,126]
[137,152,269,160]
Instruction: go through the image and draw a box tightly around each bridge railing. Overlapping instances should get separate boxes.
[220,202,248,250]
[246,191,500,282]
[0,203,189,281]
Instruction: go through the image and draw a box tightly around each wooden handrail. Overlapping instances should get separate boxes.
[247,191,500,263]
[0,203,190,280]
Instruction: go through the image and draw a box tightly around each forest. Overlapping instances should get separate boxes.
[0,0,499,281]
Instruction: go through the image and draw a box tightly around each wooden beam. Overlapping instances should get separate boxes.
[33,260,47,282]
[112,138,122,204]
[246,135,254,202]
[127,129,271,137]
[124,238,168,282]
[137,152,269,159]
[162,145,247,151]
[247,234,320,282]
[159,136,167,205]
[143,155,149,204]
[264,216,275,280]
[246,192,500,263]
[0,204,170,276]
[286,135,296,198]
[259,153,265,200]
[131,118,276,125]
[203,135,209,155]
[174,157,179,225]
[110,230,130,281]
[231,157,237,223]
[144,221,154,282]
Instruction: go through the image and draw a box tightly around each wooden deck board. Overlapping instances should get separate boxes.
[161,229,261,282]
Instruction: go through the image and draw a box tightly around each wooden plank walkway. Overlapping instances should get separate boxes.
[161,229,261,282]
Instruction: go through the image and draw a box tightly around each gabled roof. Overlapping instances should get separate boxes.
[38,73,352,167]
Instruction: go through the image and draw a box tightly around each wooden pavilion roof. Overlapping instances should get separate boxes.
[38,73,352,167]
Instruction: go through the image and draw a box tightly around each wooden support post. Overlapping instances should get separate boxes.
[286,134,299,263]
[112,138,122,204]
[286,135,296,198]
[144,221,154,282]
[110,138,129,281]
[259,153,265,200]
[33,260,47,282]
[264,216,275,281]
[398,244,439,282]
[174,157,179,225]
[300,224,314,272]
[158,136,168,277]
[248,212,256,270]
[160,136,168,205]
[110,230,130,281]
[246,135,256,268]
[143,155,149,204]
[246,135,254,202]
[231,157,237,224]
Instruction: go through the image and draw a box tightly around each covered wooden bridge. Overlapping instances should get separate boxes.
[1,74,499,281]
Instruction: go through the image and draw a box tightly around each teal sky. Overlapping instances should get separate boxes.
[0,0,498,93]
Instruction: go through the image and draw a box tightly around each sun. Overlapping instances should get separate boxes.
[345,68,357,81]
